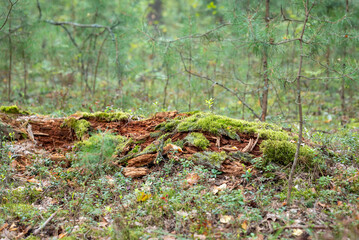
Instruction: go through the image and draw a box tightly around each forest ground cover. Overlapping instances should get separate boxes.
[0,106,358,239]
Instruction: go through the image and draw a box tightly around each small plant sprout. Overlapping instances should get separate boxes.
[205,98,215,112]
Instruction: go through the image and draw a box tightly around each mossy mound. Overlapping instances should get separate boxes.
[156,112,290,141]
[261,140,317,166]
[155,112,320,168]
[184,132,210,150]
[80,111,131,121]
[0,105,30,115]
[62,118,91,140]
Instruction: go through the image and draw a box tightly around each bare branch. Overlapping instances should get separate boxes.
[179,52,261,120]
[0,0,19,31]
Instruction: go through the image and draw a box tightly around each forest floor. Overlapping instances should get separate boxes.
[0,108,358,239]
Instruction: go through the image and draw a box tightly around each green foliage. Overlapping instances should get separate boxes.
[261,140,316,167]
[62,118,91,139]
[184,132,210,150]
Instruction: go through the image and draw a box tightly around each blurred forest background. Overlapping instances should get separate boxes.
[1,0,358,128]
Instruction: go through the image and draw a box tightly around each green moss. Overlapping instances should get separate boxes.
[190,151,227,170]
[9,187,41,204]
[157,112,289,141]
[75,132,127,174]
[80,111,130,121]
[184,132,210,150]
[0,105,30,115]
[115,138,133,154]
[261,140,316,166]
[0,203,38,223]
[62,118,91,140]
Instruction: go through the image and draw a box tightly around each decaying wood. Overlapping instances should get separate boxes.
[122,167,149,178]
[127,154,157,167]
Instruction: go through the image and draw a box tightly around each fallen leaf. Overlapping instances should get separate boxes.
[27,178,40,184]
[0,223,9,232]
[213,183,227,194]
[9,223,18,231]
[163,144,183,154]
[241,220,248,230]
[194,233,206,239]
[163,236,176,240]
[137,192,151,202]
[58,232,68,239]
[220,215,234,224]
[293,228,303,236]
[186,173,200,185]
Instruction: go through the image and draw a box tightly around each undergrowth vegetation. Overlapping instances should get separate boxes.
[0,107,358,239]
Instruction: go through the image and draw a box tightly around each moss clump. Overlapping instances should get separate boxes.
[190,151,227,170]
[184,132,210,150]
[0,105,30,115]
[261,140,316,166]
[0,203,38,223]
[157,112,289,141]
[80,111,131,121]
[62,118,91,140]
[75,133,127,174]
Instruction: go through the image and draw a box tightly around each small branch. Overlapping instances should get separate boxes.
[179,52,261,120]
[0,0,19,31]
[281,6,304,23]
[36,0,42,20]
[284,224,329,230]
[33,209,59,235]
[141,23,231,43]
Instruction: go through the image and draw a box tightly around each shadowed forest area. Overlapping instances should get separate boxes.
[0,0,359,239]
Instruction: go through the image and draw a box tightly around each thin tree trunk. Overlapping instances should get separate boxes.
[325,46,330,91]
[22,49,28,99]
[8,13,12,102]
[261,0,270,121]
[187,16,192,112]
[341,0,349,125]
[162,63,170,108]
[93,35,108,96]
[287,1,313,205]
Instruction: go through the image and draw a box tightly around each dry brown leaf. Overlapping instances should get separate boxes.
[0,223,9,232]
[58,232,68,239]
[220,215,234,224]
[194,233,206,239]
[220,145,238,152]
[163,236,176,240]
[292,228,304,236]
[163,144,183,155]
[9,223,18,231]
[213,183,227,194]
[186,173,200,186]
[241,220,248,230]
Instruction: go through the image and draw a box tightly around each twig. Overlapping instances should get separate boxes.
[284,224,329,229]
[33,209,59,235]
[179,52,261,120]
[0,0,19,31]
